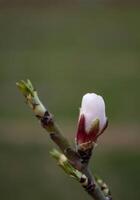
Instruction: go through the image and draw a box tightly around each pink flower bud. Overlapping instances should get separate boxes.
[76,93,108,145]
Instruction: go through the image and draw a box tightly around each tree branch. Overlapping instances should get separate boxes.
[16,79,112,200]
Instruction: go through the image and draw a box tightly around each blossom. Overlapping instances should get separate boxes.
[76,93,108,146]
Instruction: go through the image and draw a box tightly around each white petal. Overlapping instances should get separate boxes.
[80,93,107,133]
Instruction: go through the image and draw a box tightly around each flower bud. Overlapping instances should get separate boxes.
[76,93,108,146]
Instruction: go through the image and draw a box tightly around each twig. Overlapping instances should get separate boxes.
[16,79,112,200]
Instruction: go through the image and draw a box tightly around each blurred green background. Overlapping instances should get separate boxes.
[0,1,140,200]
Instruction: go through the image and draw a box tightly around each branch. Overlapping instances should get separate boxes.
[16,79,112,200]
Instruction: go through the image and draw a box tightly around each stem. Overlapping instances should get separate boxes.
[16,80,111,200]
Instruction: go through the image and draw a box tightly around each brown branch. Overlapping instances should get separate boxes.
[16,79,112,200]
